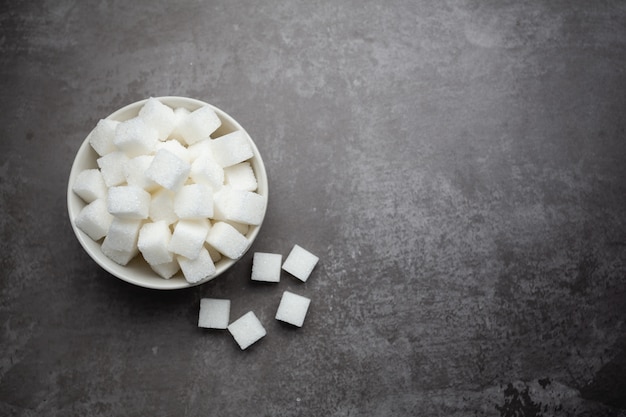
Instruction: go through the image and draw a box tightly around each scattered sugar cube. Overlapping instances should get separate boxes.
[123,155,158,192]
[190,154,224,191]
[149,189,178,225]
[178,247,217,284]
[145,149,191,191]
[150,259,180,279]
[213,187,265,225]
[72,169,107,203]
[113,116,159,157]
[97,151,129,187]
[138,97,176,141]
[282,244,319,282]
[275,291,311,327]
[107,185,151,219]
[137,220,173,265]
[102,217,143,253]
[168,219,210,259]
[198,298,230,329]
[88,119,119,156]
[224,162,257,191]
[169,107,191,143]
[156,139,191,163]
[75,199,113,241]
[206,221,249,260]
[210,130,254,167]
[251,252,282,283]
[176,105,221,145]
[174,184,214,219]
[228,311,266,350]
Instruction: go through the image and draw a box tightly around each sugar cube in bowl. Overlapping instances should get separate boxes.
[67,97,268,290]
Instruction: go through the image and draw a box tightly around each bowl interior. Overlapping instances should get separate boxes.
[67,97,268,290]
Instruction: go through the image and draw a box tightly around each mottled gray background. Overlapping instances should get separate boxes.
[1,1,626,416]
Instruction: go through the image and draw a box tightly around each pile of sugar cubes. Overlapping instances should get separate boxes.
[199,244,319,349]
[72,98,266,284]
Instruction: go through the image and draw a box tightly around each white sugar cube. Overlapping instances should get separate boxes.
[224,162,257,191]
[198,298,230,329]
[97,151,129,187]
[187,138,213,162]
[72,169,107,203]
[101,218,142,265]
[113,116,159,157]
[88,119,119,156]
[178,248,216,284]
[228,311,266,350]
[145,149,191,191]
[176,105,221,145]
[149,189,178,225]
[190,154,224,191]
[102,217,143,253]
[75,199,113,241]
[138,97,176,141]
[156,140,191,163]
[168,219,210,259]
[224,220,249,236]
[210,131,254,167]
[101,244,138,266]
[205,221,249,260]
[212,186,232,221]
[107,186,151,219]
[213,187,265,225]
[137,220,173,265]
[282,244,319,282]
[174,184,214,219]
[123,155,158,192]
[232,189,266,226]
[150,259,180,279]
[251,252,282,283]
[169,107,191,143]
[275,291,311,327]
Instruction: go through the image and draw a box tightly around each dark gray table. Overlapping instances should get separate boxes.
[2,1,625,416]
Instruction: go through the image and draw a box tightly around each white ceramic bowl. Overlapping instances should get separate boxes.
[67,97,268,290]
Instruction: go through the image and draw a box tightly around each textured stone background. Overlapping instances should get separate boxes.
[1,1,626,416]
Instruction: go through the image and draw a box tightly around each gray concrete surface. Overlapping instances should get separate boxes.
[2,1,626,416]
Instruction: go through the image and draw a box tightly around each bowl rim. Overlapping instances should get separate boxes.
[67,96,268,290]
